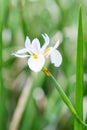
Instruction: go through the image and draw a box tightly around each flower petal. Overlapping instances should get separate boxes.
[12,53,29,58]
[44,47,52,57]
[31,38,41,54]
[50,49,62,67]
[25,36,31,50]
[45,40,60,57]
[54,40,60,49]
[41,33,50,51]
[28,55,45,72]
[14,48,27,54]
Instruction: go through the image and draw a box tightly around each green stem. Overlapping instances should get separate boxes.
[50,74,86,127]
[42,67,87,127]
[0,22,3,130]
[0,1,9,128]
[74,6,83,130]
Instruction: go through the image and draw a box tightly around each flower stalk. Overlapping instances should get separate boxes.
[42,67,87,127]
[42,67,51,76]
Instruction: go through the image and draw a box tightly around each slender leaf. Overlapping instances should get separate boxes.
[74,6,83,130]
[0,22,3,130]
[0,0,10,129]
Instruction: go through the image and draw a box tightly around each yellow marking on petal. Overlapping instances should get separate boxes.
[44,48,51,56]
[32,53,38,59]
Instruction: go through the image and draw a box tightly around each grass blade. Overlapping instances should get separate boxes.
[74,6,83,130]
[0,23,3,130]
[0,1,9,129]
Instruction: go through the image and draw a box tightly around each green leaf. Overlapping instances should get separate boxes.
[0,1,9,129]
[0,22,5,130]
[74,6,84,130]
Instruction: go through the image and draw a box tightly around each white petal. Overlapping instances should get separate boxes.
[41,33,50,51]
[12,53,29,58]
[54,40,60,49]
[50,49,62,67]
[31,38,40,54]
[44,47,53,57]
[25,36,31,50]
[28,55,45,72]
[45,40,60,57]
[14,48,27,54]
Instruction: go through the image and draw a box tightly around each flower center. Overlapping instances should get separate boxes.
[32,53,38,59]
[44,48,51,56]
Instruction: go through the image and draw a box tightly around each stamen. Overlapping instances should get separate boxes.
[32,53,38,59]
[44,48,51,56]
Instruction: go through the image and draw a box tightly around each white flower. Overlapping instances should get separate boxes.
[12,34,62,72]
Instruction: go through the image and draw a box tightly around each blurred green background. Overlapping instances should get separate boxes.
[0,0,87,130]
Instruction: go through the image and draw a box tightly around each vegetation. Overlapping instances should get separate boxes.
[0,0,87,130]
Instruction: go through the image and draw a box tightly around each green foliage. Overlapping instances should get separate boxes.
[0,0,87,130]
[74,6,84,130]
